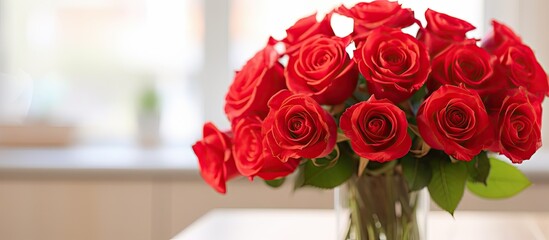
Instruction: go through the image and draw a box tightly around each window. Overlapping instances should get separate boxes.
[0,0,203,144]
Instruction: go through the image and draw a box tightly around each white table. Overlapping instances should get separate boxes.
[173,209,549,240]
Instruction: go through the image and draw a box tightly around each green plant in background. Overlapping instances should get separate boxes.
[137,85,161,146]
[139,86,160,114]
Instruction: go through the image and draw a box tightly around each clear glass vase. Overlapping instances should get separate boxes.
[335,173,430,240]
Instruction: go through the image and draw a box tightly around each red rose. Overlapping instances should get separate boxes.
[418,9,476,56]
[282,12,335,55]
[417,85,490,161]
[430,43,497,95]
[285,35,358,105]
[481,20,522,53]
[424,9,476,39]
[232,116,300,180]
[340,95,411,162]
[489,88,541,163]
[336,0,415,38]
[262,90,337,162]
[354,27,431,103]
[225,45,286,122]
[493,41,549,101]
[192,123,239,194]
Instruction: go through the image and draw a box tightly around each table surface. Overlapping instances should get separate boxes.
[172,209,549,240]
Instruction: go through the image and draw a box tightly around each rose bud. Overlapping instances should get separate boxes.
[418,8,476,56]
[340,96,411,162]
[192,123,239,194]
[262,90,337,162]
[285,35,358,105]
[281,12,335,55]
[417,85,490,161]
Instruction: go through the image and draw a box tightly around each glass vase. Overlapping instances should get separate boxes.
[335,172,430,240]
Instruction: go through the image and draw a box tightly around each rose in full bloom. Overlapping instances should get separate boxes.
[336,0,415,38]
[493,41,549,101]
[481,20,522,53]
[418,9,476,56]
[340,96,411,162]
[430,43,498,95]
[262,90,337,162]
[417,85,490,161]
[488,88,542,163]
[281,12,335,55]
[481,20,548,101]
[225,45,286,122]
[285,35,358,105]
[192,123,239,194]
[232,116,300,180]
[354,27,431,103]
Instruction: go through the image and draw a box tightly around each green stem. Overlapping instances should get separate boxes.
[385,169,396,240]
[343,169,425,240]
[349,185,363,240]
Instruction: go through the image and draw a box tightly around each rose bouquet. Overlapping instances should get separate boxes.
[192,1,547,239]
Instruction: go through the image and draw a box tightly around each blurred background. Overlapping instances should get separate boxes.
[0,0,548,239]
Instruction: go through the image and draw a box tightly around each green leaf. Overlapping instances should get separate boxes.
[467,157,531,199]
[409,85,427,116]
[294,148,354,189]
[264,178,285,188]
[293,164,306,191]
[409,85,426,115]
[401,154,432,191]
[410,85,427,105]
[428,157,468,215]
[466,151,491,185]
